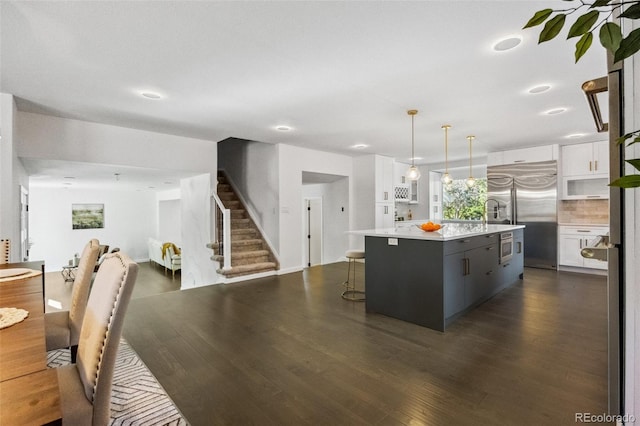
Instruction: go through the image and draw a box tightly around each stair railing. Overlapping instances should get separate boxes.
[212,191,232,271]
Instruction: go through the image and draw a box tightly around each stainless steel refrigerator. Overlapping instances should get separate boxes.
[486,160,557,269]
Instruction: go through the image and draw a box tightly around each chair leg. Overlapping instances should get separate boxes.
[70,345,78,364]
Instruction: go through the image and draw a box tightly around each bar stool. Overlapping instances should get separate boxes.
[342,249,365,301]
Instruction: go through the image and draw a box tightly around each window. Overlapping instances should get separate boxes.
[443,178,487,220]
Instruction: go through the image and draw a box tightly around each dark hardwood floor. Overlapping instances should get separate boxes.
[117,264,608,426]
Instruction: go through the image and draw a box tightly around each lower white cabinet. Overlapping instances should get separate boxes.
[375,203,394,228]
[558,225,608,270]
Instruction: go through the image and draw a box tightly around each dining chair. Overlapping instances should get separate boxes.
[45,239,101,363]
[0,239,9,264]
[55,251,138,425]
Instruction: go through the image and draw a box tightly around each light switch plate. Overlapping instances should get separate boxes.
[388,238,398,246]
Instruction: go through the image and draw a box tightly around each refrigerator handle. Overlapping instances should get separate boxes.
[510,185,517,224]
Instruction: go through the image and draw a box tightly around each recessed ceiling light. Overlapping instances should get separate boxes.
[493,36,522,52]
[566,133,586,138]
[275,125,292,132]
[544,108,567,115]
[352,144,368,149]
[140,92,162,100]
[528,85,551,94]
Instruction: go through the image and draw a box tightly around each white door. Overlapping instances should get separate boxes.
[305,198,322,267]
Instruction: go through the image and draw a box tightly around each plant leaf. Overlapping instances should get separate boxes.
[620,3,640,19]
[609,175,640,188]
[590,0,612,8]
[575,32,593,62]
[627,159,640,171]
[617,132,635,145]
[600,22,622,54]
[568,11,600,39]
[614,27,640,62]
[523,9,553,29]
[539,14,566,43]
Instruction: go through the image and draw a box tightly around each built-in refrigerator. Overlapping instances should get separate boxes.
[486,160,557,269]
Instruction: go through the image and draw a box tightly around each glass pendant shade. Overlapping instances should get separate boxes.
[465,177,476,188]
[405,109,420,181]
[441,172,452,185]
[406,165,421,181]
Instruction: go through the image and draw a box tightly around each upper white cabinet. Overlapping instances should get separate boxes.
[487,145,558,166]
[560,141,609,200]
[375,155,394,203]
[562,141,609,177]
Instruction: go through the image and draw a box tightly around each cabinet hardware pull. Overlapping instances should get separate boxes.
[580,239,583,249]
[384,191,388,200]
[460,240,470,243]
[577,230,590,233]
[586,195,600,198]
[486,246,494,250]
[517,242,522,254]
[466,258,470,275]
[589,161,592,171]
[595,160,598,170]
[462,258,467,276]
[514,160,525,163]
[502,263,510,268]
[384,206,388,214]
[486,270,493,275]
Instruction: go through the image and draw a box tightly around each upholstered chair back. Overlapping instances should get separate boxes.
[68,238,101,344]
[0,239,9,264]
[76,252,138,425]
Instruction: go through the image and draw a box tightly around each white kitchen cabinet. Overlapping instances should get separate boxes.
[562,141,609,176]
[353,154,396,231]
[558,225,608,270]
[375,155,394,203]
[560,141,609,200]
[375,203,394,228]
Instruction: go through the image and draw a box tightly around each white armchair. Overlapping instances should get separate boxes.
[148,238,181,278]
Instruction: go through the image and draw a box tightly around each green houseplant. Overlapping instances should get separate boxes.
[524,0,640,188]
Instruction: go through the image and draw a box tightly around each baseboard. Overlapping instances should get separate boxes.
[558,265,608,276]
[277,266,304,276]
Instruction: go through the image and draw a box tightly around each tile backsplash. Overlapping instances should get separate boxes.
[558,199,609,224]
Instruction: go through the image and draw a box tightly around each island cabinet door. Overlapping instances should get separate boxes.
[444,252,465,318]
[464,244,500,308]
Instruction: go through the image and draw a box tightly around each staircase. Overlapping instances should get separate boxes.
[208,172,278,279]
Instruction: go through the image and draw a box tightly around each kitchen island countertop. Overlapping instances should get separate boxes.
[352,222,524,241]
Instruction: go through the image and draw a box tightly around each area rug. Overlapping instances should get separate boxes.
[47,339,189,426]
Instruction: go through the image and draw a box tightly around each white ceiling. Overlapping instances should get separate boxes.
[1,1,608,188]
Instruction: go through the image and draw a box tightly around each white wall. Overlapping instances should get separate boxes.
[180,173,218,289]
[157,188,182,247]
[218,139,280,250]
[302,178,350,264]
[278,144,353,273]
[0,93,29,262]
[158,199,182,247]
[28,186,156,271]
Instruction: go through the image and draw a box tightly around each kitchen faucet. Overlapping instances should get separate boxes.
[483,198,501,225]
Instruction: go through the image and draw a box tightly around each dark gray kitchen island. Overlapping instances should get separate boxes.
[355,223,524,332]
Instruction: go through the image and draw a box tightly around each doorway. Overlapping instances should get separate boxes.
[304,198,322,267]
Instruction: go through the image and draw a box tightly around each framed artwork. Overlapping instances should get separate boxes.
[72,203,104,229]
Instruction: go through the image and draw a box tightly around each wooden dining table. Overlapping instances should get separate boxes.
[0,261,62,425]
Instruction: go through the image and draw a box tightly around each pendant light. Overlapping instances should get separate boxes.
[441,124,452,185]
[465,135,476,188]
[405,109,421,181]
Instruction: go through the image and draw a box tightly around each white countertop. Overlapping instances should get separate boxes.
[351,222,525,241]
